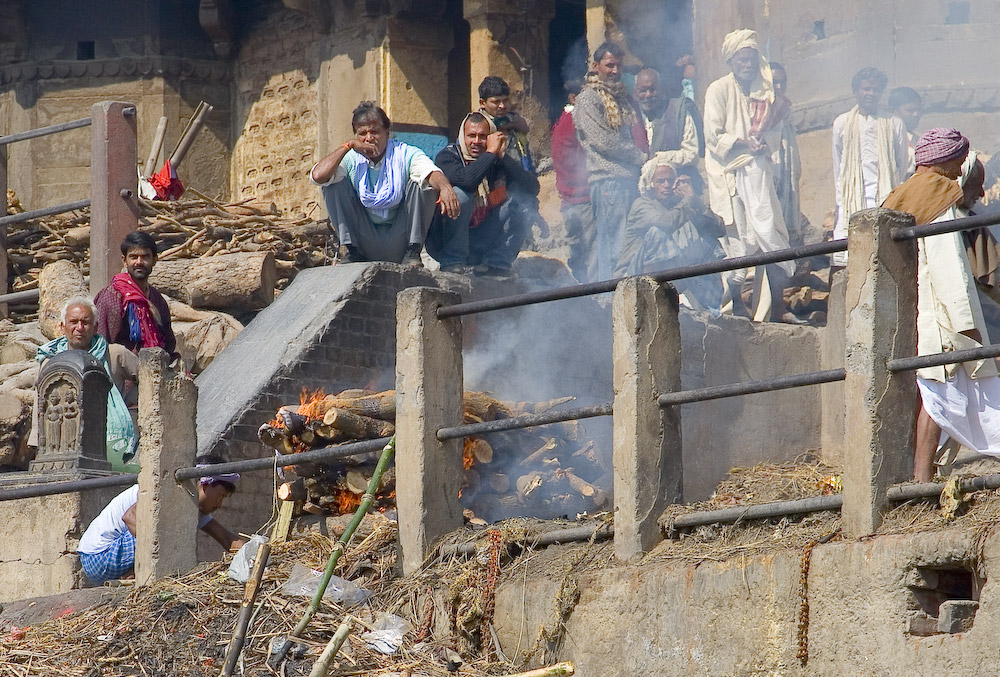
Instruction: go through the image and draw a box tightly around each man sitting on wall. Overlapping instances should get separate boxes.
[310,101,460,265]
[77,455,245,584]
[94,231,178,363]
[29,297,139,467]
[426,112,540,277]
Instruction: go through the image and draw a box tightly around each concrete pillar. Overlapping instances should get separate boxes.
[395,287,464,575]
[383,17,453,143]
[585,0,606,58]
[842,208,918,536]
[0,143,7,317]
[464,0,554,133]
[820,268,847,467]
[134,348,199,585]
[90,101,139,296]
[612,276,682,561]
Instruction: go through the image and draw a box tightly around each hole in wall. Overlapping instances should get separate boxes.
[812,20,826,40]
[76,41,95,60]
[906,563,983,636]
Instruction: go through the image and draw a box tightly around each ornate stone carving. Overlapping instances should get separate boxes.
[199,0,235,59]
[31,351,112,472]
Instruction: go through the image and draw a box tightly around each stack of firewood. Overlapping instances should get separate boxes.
[258,389,611,523]
[4,193,336,296]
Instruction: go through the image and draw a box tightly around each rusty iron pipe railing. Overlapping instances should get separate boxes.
[0,117,92,146]
[887,342,1000,373]
[665,473,1000,531]
[173,437,391,482]
[891,209,1000,241]
[0,199,91,227]
[439,523,614,557]
[436,403,612,441]
[0,473,136,503]
[436,239,847,319]
[658,369,846,408]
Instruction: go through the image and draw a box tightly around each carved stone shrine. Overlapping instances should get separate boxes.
[31,350,112,472]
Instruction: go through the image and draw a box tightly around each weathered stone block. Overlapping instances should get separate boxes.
[938,599,978,633]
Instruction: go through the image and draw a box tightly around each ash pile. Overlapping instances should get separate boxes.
[258,389,612,524]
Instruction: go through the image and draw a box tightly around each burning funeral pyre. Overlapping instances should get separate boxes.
[257,389,612,523]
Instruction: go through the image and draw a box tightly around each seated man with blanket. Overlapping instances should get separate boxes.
[880,128,1000,481]
[95,231,178,364]
[616,156,725,312]
[311,101,460,265]
[30,297,139,468]
[426,112,540,277]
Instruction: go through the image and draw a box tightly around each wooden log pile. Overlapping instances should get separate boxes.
[4,192,337,317]
[258,389,612,524]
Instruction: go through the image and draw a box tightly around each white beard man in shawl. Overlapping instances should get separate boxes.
[879,128,1000,483]
[831,67,909,269]
[703,29,800,323]
[311,101,461,265]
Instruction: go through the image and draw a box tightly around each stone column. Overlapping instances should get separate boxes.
[464,0,554,139]
[0,142,7,317]
[134,348,199,585]
[585,0,607,58]
[90,101,139,296]
[395,287,464,575]
[842,208,918,536]
[612,276,682,561]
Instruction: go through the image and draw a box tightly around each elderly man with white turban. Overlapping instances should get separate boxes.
[703,29,799,323]
[880,128,1000,482]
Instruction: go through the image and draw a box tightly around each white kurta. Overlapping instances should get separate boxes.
[831,110,908,259]
[703,73,792,276]
[916,204,1000,456]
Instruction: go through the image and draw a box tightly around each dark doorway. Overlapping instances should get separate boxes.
[548,0,588,122]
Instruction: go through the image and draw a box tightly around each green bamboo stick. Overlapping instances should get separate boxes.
[307,616,354,677]
[268,436,395,668]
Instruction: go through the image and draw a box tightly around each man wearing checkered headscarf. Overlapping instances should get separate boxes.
[703,29,798,323]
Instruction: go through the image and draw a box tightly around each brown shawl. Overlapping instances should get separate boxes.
[881,171,962,226]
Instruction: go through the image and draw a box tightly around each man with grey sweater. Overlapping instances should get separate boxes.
[573,41,649,280]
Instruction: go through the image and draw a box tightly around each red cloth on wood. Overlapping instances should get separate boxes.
[110,273,166,350]
[150,159,184,201]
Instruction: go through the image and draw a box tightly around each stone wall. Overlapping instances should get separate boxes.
[0,487,118,601]
[0,64,231,210]
[232,7,321,218]
[492,526,1000,675]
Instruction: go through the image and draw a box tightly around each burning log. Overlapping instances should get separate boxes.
[468,438,493,465]
[322,407,395,439]
[317,390,396,421]
[277,479,307,502]
[463,391,513,421]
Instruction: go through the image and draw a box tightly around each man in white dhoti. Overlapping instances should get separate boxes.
[832,68,909,268]
[881,128,1000,482]
[703,29,797,322]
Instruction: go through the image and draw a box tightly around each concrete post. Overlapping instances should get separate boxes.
[0,143,7,317]
[612,276,682,561]
[134,348,199,585]
[842,208,918,536]
[395,287,464,575]
[90,101,139,296]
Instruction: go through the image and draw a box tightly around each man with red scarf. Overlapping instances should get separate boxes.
[95,231,178,361]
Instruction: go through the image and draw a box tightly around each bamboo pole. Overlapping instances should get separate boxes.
[268,436,396,668]
[503,663,575,677]
[307,616,354,677]
[220,541,272,676]
[143,116,168,177]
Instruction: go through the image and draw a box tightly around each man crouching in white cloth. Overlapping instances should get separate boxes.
[882,128,1000,482]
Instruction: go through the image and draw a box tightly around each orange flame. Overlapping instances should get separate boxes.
[463,438,475,470]
[297,388,328,421]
